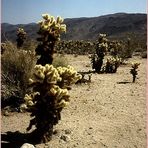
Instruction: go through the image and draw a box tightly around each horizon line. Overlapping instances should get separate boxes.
[2,12,146,25]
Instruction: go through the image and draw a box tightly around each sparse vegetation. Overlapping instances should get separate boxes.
[1,41,36,109]
[1,11,146,148]
[52,54,69,68]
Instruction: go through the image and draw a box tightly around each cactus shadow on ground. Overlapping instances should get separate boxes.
[1,131,39,148]
[117,81,131,84]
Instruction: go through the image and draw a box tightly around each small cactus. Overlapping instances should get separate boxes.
[130,62,140,82]
[104,57,121,73]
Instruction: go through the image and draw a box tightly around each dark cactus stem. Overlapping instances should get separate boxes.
[130,67,138,83]
[94,46,105,73]
[29,124,53,143]
[36,36,57,65]
[133,75,136,83]
[16,38,24,48]
[95,58,103,73]
[92,34,108,73]
[28,93,62,143]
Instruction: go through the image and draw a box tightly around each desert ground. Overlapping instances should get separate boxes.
[1,55,147,148]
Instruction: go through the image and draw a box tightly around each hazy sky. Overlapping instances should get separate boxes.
[2,0,147,24]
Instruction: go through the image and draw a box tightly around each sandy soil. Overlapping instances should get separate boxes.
[1,55,147,148]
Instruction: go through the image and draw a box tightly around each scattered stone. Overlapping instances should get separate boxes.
[53,129,60,135]
[3,110,10,116]
[20,143,35,148]
[65,129,71,134]
[60,134,71,142]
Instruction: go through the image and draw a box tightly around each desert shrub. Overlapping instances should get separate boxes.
[109,39,133,61]
[23,39,37,52]
[52,54,69,67]
[1,42,8,54]
[1,41,36,109]
[141,51,147,58]
[117,33,146,60]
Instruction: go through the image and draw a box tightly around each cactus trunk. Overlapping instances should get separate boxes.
[95,58,103,73]
[30,124,53,143]
[133,75,136,83]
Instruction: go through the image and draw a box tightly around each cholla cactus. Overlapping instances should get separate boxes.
[109,41,122,58]
[56,40,95,55]
[35,14,66,65]
[104,57,121,73]
[21,64,81,143]
[91,33,108,73]
[16,28,27,48]
[130,62,140,82]
[20,14,81,143]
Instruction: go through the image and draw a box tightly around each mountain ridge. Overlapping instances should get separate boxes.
[1,13,147,42]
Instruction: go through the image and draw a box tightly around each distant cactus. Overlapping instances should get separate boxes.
[16,28,27,48]
[109,40,122,58]
[35,14,66,65]
[130,62,140,82]
[56,40,95,55]
[91,34,108,73]
[103,57,121,73]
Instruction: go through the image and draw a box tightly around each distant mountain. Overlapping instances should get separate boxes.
[1,13,147,42]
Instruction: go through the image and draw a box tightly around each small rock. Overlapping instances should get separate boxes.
[65,129,71,134]
[20,143,35,148]
[3,110,10,116]
[60,135,71,142]
[53,129,60,135]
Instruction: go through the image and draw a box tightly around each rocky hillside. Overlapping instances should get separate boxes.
[1,13,147,42]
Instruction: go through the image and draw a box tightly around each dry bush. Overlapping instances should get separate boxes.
[52,54,69,68]
[1,41,37,109]
[141,51,147,58]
